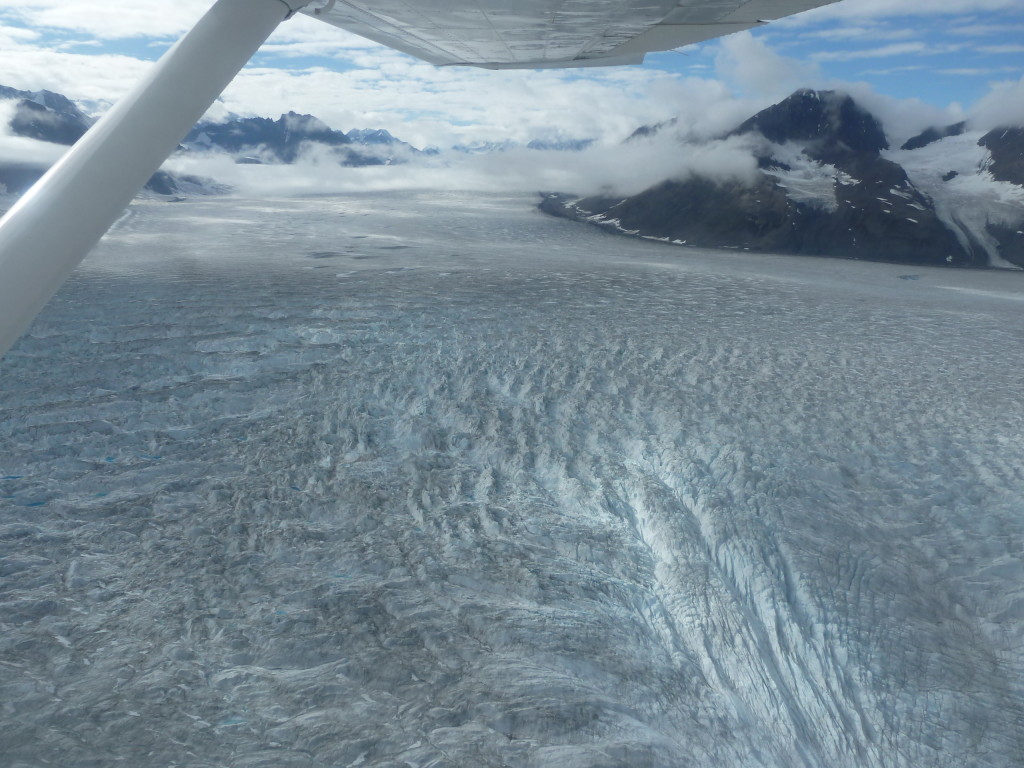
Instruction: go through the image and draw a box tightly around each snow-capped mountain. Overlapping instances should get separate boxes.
[0,85,92,146]
[449,137,594,154]
[1,84,93,196]
[0,84,221,198]
[0,85,421,198]
[182,112,420,166]
[544,90,1024,268]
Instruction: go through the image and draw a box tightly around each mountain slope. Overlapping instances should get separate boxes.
[545,90,1024,268]
[182,112,419,166]
[1,84,421,201]
[0,84,218,198]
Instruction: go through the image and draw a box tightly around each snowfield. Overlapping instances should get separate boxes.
[1,192,1023,767]
[887,132,1024,269]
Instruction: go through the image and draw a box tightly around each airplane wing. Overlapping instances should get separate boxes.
[302,0,840,69]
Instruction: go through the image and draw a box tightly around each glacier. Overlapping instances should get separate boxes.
[1,191,1022,767]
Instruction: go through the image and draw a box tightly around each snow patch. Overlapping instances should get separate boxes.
[763,142,853,212]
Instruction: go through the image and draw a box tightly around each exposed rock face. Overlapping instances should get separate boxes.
[977,127,1024,265]
[731,88,888,156]
[183,112,417,166]
[901,122,966,151]
[546,90,1022,268]
[185,112,351,164]
[3,88,91,146]
[0,84,208,196]
[1,84,421,198]
[548,90,973,266]
[981,127,1024,185]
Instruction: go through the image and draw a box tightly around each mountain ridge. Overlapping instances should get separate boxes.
[3,83,1022,268]
[0,84,420,197]
[543,89,1024,268]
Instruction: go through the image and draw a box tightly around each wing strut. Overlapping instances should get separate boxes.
[0,0,308,358]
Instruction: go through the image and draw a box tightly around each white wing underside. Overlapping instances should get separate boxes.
[302,0,839,69]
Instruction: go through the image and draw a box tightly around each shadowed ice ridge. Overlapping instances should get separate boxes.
[1,192,1022,767]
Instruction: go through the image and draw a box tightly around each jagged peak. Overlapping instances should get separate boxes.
[279,111,333,134]
[732,88,889,155]
[626,117,678,142]
[900,121,967,151]
[346,128,395,143]
[979,126,1024,186]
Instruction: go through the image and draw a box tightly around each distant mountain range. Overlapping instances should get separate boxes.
[4,84,1022,268]
[181,112,419,166]
[542,89,1024,268]
[1,83,590,197]
[0,84,422,197]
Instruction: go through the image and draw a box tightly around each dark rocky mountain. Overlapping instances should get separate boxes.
[544,90,1024,268]
[346,128,400,145]
[0,85,92,145]
[981,127,1024,185]
[977,127,1024,264]
[183,112,418,166]
[2,84,421,199]
[901,121,966,151]
[526,138,594,151]
[449,138,594,153]
[731,89,888,156]
[0,84,213,197]
[450,140,516,154]
[627,118,677,142]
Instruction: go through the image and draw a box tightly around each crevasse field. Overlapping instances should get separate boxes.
[1,191,1022,768]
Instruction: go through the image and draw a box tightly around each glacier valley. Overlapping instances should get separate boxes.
[1,192,1022,767]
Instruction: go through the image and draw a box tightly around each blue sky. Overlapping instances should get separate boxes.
[0,1,1022,148]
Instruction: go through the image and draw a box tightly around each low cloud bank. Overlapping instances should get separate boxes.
[165,130,761,200]
[4,62,1021,205]
[0,99,69,169]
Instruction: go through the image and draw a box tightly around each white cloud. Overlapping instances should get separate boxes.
[776,0,1024,24]
[1,0,1019,193]
[978,44,1024,55]
[950,23,1024,37]
[0,4,692,150]
[0,24,39,46]
[0,0,209,39]
[211,61,690,149]
[800,24,916,42]
[714,32,822,102]
[970,75,1024,130]
[836,83,965,147]
[810,42,976,63]
[0,100,71,167]
[164,129,761,200]
[939,67,1020,77]
[0,49,152,102]
[811,42,929,62]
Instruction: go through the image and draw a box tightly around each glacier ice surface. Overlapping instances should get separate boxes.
[1,191,1023,767]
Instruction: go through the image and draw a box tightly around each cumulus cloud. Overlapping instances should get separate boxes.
[0,49,153,103]
[712,29,972,147]
[714,32,822,102]
[837,83,965,147]
[0,0,208,39]
[969,75,1024,130]
[775,0,1024,24]
[1,0,1019,205]
[211,62,687,149]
